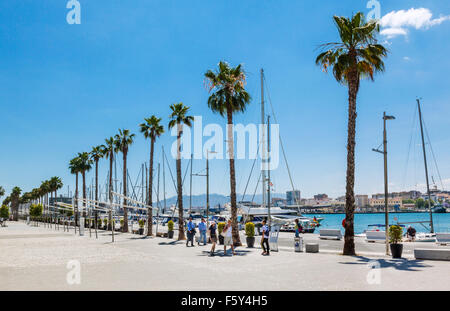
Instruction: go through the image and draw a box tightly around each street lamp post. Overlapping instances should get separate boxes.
[192,150,217,229]
[373,112,395,256]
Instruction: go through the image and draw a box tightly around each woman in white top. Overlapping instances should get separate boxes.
[223,219,236,256]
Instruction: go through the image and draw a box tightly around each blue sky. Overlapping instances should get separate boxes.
[1,0,449,201]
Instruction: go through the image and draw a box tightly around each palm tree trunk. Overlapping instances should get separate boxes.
[95,159,99,229]
[147,137,155,236]
[75,172,79,226]
[122,150,128,233]
[226,107,241,246]
[82,171,86,219]
[343,59,359,256]
[108,154,113,231]
[176,124,185,240]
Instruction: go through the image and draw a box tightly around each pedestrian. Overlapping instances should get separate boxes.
[198,217,207,245]
[223,219,236,256]
[186,217,195,247]
[261,219,270,256]
[209,221,217,256]
[294,219,303,238]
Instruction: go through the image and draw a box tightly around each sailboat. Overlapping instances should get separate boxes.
[398,99,443,242]
[237,68,320,233]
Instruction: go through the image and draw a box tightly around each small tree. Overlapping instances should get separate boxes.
[389,225,403,244]
[245,222,255,237]
[0,205,10,225]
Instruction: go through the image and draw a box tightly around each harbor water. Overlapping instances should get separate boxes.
[308,213,450,234]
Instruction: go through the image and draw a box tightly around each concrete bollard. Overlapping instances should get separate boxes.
[305,243,319,253]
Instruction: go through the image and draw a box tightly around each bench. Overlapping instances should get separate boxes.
[414,249,450,261]
[319,229,342,240]
[436,233,450,245]
[365,231,386,243]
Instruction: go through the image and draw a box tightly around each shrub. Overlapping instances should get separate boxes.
[66,210,73,218]
[218,222,226,235]
[138,219,145,228]
[0,205,9,219]
[29,204,43,219]
[103,218,108,226]
[245,222,255,237]
[167,220,174,231]
[120,218,124,227]
[389,225,403,244]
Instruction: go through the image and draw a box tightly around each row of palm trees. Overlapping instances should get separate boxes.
[1,177,63,222]
[67,60,251,245]
[63,11,386,255]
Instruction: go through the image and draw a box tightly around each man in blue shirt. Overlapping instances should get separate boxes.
[198,217,207,245]
[186,217,195,247]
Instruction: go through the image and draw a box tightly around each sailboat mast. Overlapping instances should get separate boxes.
[267,115,271,226]
[417,99,434,233]
[261,68,266,208]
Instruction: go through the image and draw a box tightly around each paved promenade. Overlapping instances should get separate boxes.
[1,222,449,291]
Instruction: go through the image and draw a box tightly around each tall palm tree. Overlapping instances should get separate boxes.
[49,176,63,223]
[104,137,116,231]
[204,61,251,246]
[39,181,50,224]
[315,12,387,255]
[168,103,194,241]
[139,116,164,236]
[91,145,105,227]
[77,152,93,216]
[90,145,105,202]
[10,187,22,221]
[69,156,82,226]
[114,129,135,233]
[104,137,115,202]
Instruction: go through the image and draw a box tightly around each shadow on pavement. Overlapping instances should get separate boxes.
[158,240,185,246]
[197,249,252,257]
[339,256,433,271]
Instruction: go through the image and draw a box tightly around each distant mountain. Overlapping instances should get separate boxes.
[153,193,286,208]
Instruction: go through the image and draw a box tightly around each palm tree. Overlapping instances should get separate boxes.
[114,129,135,233]
[139,116,164,236]
[39,181,50,224]
[91,145,105,227]
[168,103,194,240]
[204,61,251,246]
[90,145,105,202]
[315,12,387,255]
[69,156,82,226]
[49,177,63,223]
[10,187,22,221]
[104,137,116,231]
[77,152,93,216]
[104,137,115,202]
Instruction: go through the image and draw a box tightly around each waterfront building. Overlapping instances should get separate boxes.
[314,194,328,201]
[369,197,403,210]
[355,195,369,208]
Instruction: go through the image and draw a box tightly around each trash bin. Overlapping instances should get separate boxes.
[295,237,303,252]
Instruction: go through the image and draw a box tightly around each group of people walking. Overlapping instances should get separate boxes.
[184,217,279,257]
[185,217,236,257]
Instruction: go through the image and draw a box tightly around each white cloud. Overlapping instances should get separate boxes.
[403,56,411,61]
[380,8,450,38]
[380,27,408,38]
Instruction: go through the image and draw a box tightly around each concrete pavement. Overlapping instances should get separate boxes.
[1,222,449,291]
